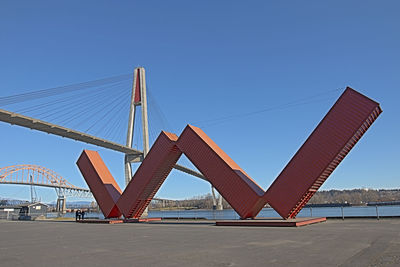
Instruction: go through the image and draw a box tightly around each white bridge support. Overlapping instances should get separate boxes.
[125,67,150,185]
[56,195,66,214]
[54,187,67,214]
[211,186,223,210]
[125,67,151,217]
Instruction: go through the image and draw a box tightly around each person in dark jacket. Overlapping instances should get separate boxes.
[75,210,81,221]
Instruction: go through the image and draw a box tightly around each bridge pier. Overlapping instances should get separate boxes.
[217,194,223,211]
[56,196,66,214]
[211,186,224,210]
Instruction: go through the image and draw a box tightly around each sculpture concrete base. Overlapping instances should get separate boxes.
[215,217,326,227]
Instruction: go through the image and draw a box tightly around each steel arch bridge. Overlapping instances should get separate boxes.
[0,164,92,199]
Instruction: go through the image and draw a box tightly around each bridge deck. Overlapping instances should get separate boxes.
[0,109,206,181]
[0,109,142,155]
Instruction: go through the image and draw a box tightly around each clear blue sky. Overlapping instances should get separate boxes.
[0,1,399,203]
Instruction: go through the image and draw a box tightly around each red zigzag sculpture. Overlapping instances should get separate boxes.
[77,87,382,219]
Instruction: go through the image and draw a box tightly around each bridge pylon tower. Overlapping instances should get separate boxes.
[124,67,150,216]
[125,67,150,185]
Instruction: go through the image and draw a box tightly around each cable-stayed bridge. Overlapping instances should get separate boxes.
[0,68,217,213]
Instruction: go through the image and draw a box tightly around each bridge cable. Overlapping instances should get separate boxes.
[193,88,343,128]
[0,75,133,144]
[91,89,131,136]
[63,86,126,126]
[0,74,131,106]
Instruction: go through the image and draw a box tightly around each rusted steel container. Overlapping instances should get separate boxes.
[116,131,182,218]
[264,87,382,219]
[76,150,122,218]
[177,125,267,219]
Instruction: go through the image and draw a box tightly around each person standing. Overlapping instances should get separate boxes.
[75,209,81,221]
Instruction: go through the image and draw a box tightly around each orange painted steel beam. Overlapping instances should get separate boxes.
[77,87,382,220]
[263,87,382,219]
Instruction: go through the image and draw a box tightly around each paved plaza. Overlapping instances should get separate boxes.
[0,219,399,266]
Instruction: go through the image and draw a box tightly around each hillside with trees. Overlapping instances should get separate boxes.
[149,189,400,210]
[308,189,400,205]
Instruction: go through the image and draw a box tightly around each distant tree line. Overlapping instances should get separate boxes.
[308,189,400,205]
[0,198,29,206]
[150,193,232,210]
[149,189,400,210]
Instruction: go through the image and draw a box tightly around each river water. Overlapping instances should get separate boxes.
[57,205,400,220]
[149,205,400,219]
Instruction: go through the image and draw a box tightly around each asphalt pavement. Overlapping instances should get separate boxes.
[0,219,399,266]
